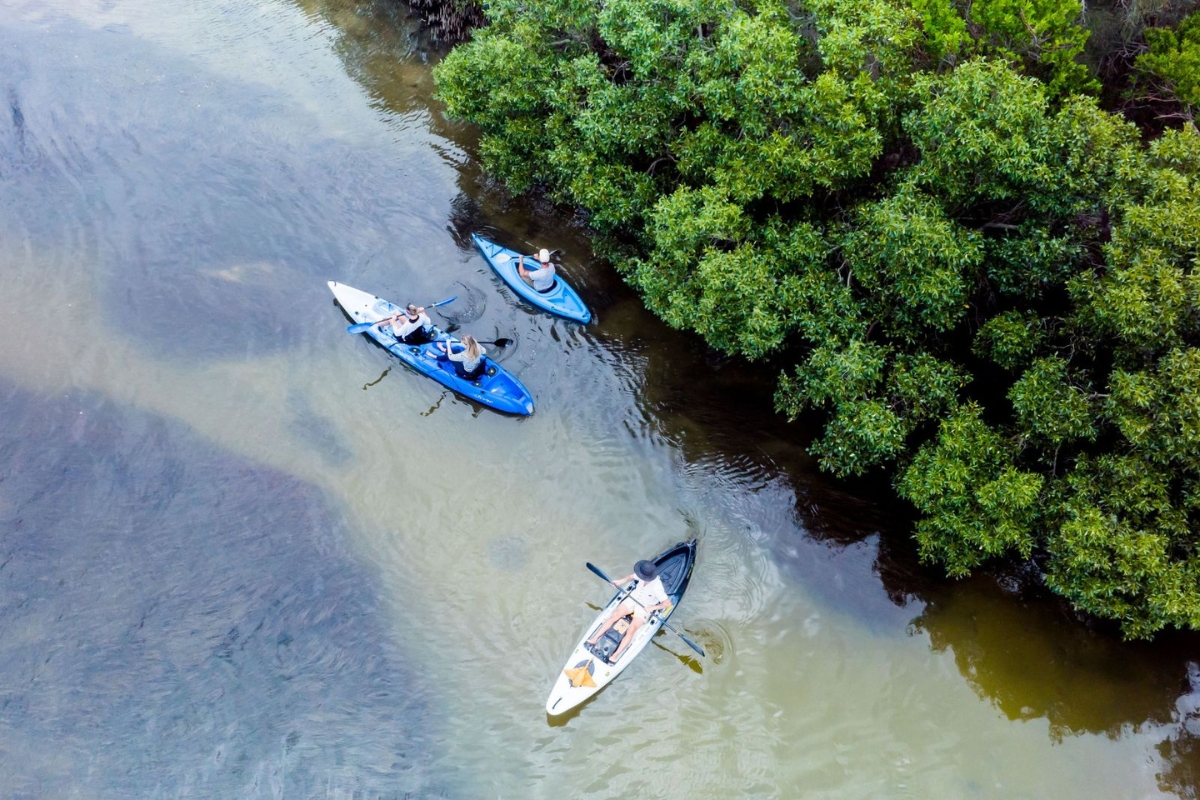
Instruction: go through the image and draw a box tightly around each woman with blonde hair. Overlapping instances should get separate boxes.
[438,333,487,380]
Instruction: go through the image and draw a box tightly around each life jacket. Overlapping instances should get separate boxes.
[398,315,430,343]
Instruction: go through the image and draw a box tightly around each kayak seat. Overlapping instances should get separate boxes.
[400,330,432,346]
[535,279,558,295]
[470,366,498,387]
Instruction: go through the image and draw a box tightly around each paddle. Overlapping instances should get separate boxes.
[346,296,458,335]
[585,562,706,658]
[512,248,563,263]
[434,337,513,352]
[514,248,564,275]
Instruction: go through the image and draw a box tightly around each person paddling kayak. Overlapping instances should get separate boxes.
[585,559,671,664]
[377,303,433,344]
[518,248,556,294]
[438,334,487,380]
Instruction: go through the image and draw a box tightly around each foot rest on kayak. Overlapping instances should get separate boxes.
[585,641,619,665]
[586,615,633,664]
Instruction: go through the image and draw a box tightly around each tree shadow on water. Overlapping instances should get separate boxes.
[909,575,1200,796]
[1160,682,1200,800]
[726,407,1200,796]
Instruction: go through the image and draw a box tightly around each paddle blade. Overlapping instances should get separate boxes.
[491,338,513,348]
[585,562,613,584]
[428,295,458,309]
[675,629,706,658]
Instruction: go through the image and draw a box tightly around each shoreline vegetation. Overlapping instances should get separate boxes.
[420,0,1199,639]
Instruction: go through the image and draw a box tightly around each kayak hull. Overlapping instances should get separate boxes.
[328,281,535,416]
[545,540,697,716]
[471,234,592,324]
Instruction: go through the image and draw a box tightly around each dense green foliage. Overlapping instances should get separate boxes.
[1137,12,1200,119]
[435,2,1200,637]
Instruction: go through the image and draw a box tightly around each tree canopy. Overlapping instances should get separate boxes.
[435,1,1200,638]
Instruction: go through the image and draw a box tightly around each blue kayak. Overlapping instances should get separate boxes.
[471,234,592,324]
[328,281,535,416]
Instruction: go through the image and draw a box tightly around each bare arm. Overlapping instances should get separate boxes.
[612,573,636,588]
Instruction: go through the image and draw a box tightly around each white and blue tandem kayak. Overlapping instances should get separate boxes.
[329,281,535,416]
[546,540,697,716]
[471,234,592,324]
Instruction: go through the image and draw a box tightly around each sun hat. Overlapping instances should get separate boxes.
[634,560,659,582]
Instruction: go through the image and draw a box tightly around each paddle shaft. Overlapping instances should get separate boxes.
[585,562,706,657]
[346,295,457,335]
[516,248,563,266]
[436,338,511,352]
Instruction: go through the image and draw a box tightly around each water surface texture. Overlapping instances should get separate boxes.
[1,0,1198,797]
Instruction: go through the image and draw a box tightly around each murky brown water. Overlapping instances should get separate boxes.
[0,0,1197,797]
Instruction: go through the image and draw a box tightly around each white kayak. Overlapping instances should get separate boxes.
[546,540,697,716]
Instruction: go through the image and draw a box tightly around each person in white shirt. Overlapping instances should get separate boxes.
[518,248,557,293]
[380,304,433,344]
[585,559,671,664]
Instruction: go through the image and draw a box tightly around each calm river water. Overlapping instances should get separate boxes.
[0,0,1197,797]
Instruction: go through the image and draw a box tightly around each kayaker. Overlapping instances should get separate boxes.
[381,304,433,345]
[518,248,556,294]
[438,334,487,380]
[585,559,671,664]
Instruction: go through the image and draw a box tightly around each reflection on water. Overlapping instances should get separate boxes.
[912,577,1200,793]
[1,0,1199,796]
[1160,672,1200,799]
[0,381,443,797]
[914,577,1185,739]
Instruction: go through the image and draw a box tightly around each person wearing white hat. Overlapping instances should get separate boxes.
[518,248,557,293]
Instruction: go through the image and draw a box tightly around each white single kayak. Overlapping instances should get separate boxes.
[546,540,697,716]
